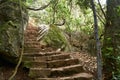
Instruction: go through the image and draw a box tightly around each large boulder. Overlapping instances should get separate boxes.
[0,1,28,64]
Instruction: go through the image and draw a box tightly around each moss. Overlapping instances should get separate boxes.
[23,61,32,68]
[0,1,28,64]
[43,24,71,51]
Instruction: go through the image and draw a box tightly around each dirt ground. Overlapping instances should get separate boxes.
[0,62,32,80]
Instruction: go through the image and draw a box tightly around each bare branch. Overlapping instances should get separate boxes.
[97,0,107,19]
[96,11,106,25]
[26,1,52,11]
[96,13,105,25]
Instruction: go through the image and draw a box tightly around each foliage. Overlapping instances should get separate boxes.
[26,0,104,53]
[76,0,91,10]
[102,0,120,79]
[43,24,71,51]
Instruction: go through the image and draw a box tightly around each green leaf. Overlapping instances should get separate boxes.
[106,47,113,51]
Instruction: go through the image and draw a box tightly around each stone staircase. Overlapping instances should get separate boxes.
[23,26,93,80]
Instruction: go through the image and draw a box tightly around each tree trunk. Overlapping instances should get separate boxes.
[91,0,102,80]
[0,0,28,64]
[103,0,120,79]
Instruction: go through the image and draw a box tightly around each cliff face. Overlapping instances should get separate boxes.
[0,1,28,63]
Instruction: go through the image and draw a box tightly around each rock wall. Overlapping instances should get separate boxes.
[0,1,28,63]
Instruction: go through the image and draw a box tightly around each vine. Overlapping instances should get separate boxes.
[8,0,24,79]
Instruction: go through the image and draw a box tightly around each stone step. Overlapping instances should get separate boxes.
[24,39,37,43]
[23,53,71,62]
[24,33,37,37]
[24,48,41,53]
[24,34,37,37]
[47,59,80,68]
[50,64,84,77]
[24,44,41,48]
[25,31,38,33]
[29,68,51,78]
[35,73,93,80]
[24,37,37,40]
[29,64,84,78]
[24,39,38,42]
[24,39,40,45]
[24,43,40,48]
[24,42,40,45]
[46,53,71,61]
[25,27,38,31]
[24,36,37,39]
[23,59,79,68]
[23,52,62,56]
[23,61,47,68]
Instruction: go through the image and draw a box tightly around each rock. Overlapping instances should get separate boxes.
[0,1,28,64]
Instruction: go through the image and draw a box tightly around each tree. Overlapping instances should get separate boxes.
[91,0,102,80]
[103,0,120,79]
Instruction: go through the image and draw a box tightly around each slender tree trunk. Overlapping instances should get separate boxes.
[91,0,102,80]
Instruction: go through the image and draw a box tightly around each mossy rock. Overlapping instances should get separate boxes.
[0,1,28,64]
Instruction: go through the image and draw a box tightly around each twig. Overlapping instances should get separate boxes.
[96,12,105,25]
[52,0,59,24]
[97,0,107,19]
[26,1,52,11]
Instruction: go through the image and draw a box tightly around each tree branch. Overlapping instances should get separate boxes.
[52,0,59,24]
[97,0,107,19]
[26,1,52,11]
[96,11,106,25]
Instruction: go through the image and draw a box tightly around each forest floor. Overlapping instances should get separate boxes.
[0,47,97,80]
